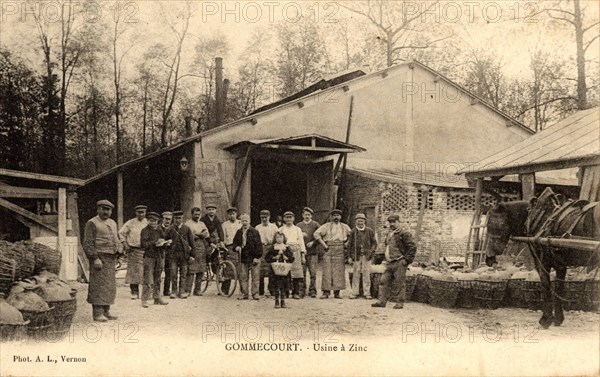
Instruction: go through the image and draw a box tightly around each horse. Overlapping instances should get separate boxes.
[485,187,599,329]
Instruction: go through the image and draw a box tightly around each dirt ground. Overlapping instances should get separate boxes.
[2,269,599,377]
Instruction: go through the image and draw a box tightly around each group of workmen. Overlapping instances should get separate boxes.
[83,199,417,321]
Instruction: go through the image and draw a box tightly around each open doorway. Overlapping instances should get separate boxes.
[250,158,307,225]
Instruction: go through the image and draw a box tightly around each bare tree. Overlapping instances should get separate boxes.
[531,0,599,109]
[341,0,453,67]
[158,2,192,147]
[110,1,136,164]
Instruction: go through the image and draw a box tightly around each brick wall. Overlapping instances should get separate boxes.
[342,172,492,263]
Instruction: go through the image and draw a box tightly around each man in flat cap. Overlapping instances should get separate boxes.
[314,209,351,299]
[140,212,170,308]
[372,214,416,309]
[185,207,210,296]
[256,209,278,297]
[164,211,196,298]
[233,214,263,300]
[279,211,306,299]
[201,204,225,279]
[296,207,320,298]
[83,200,121,322]
[161,211,174,296]
[119,205,148,300]
[347,213,378,299]
[220,207,241,294]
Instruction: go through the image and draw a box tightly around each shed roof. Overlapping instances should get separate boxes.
[459,108,600,178]
[0,168,85,186]
[224,134,366,157]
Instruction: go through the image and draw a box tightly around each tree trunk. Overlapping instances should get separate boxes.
[573,0,588,110]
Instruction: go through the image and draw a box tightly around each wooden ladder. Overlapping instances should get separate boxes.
[465,215,489,268]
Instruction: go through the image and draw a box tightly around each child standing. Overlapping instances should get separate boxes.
[265,232,295,309]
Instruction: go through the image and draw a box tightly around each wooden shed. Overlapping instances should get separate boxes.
[0,168,85,280]
[458,107,600,266]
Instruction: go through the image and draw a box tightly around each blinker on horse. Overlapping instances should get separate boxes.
[485,187,599,329]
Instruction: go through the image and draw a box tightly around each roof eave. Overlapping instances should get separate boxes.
[462,154,600,178]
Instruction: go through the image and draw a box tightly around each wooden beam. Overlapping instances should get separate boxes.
[259,144,358,153]
[463,155,600,179]
[0,168,85,186]
[117,171,124,229]
[520,173,536,200]
[0,197,57,233]
[0,185,58,199]
[232,147,253,207]
[511,236,600,252]
[57,188,67,280]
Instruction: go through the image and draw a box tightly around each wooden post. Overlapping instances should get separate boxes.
[520,173,536,200]
[57,187,67,280]
[117,171,124,229]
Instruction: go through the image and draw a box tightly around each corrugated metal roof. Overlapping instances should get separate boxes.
[459,108,600,177]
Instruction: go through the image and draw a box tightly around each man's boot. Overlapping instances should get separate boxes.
[142,300,149,308]
[154,298,168,305]
[103,305,118,320]
[281,297,288,309]
[93,305,108,322]
[274,298,280,309]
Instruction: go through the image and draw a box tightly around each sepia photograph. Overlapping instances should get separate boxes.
[0,0,599,376]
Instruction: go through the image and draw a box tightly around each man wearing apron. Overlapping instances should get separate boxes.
[314,209,351,299]
[119,205,148,300]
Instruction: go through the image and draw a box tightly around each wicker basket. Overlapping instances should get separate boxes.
[412,275,431,304]
[0,256,16,295]
[1,242,35,281]
[45,297,76,340]
[0,321,29,342]
[271,262,292,277]
[586,280,599,312]
[505,279,528,308]
[20,307,55,339]
[472,280,508,310]
[557,280,588,311]
[521,280,543,310]
[456,280,476,308]
[27,241,62,275]
[390,275,416,303]
[428,279,460,308]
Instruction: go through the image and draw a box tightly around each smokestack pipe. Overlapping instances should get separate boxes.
[215,57,223,128]
[222,78,230,122]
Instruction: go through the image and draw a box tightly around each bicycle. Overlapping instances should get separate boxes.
[200,244,238,297]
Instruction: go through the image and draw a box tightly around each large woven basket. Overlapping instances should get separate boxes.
[505,279,527,308]
[412,275,431,304]
[27,241,62,275]
[428,279,460,308]
[586,280,599,312]
[472,280,507,310]
[521,280,543,310]
[0,321,29,343]
[1,242,35,281]
[45,293,77,340]
[456,280,476,309]
[20,307,55,339]
[0,256,16,295]
[558,280,588,311]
